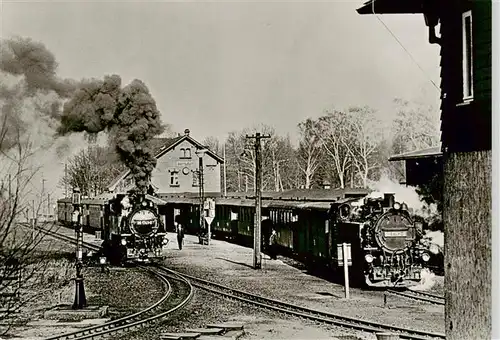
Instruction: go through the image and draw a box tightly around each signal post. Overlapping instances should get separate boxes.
[245,132,270,269]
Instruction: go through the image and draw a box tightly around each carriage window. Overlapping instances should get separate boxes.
[462,10,473,101]
[170,170,179,186]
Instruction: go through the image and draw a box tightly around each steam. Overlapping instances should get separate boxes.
[423,230,444,254]
[1,37,165,194]
[410,268,437,291]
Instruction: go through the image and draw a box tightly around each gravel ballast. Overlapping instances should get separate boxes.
[158,233,445,338]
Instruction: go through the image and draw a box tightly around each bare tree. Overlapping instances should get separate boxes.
[297,119,323,189]
[315,110,352,189]
[0,133,68,335]
[392,98,440,154]
[59,145,126,197]
[343,106,384,188]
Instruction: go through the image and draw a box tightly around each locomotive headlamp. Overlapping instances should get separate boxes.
[142,201,147,207]
[421,252,431,262]
[393,202,401,210]
[364,254,374,263]
[99,257,107,265]
[121,239,127,246]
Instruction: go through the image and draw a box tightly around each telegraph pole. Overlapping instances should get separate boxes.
[42,178,46,217]
[246,132,270,269]
[65,163,68,198]
[223,143,227,197]
[196,148,208,244]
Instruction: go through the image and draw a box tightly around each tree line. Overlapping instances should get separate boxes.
[60,98,440,198]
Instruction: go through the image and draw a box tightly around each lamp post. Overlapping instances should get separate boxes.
[71,187,87,309]
[196,148,208,244]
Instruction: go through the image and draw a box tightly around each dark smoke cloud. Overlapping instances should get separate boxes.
[0,37,77,98]
[1,37,166,194]
[57,76,165,193]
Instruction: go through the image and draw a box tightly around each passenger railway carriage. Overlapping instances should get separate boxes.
[57,189,432,287]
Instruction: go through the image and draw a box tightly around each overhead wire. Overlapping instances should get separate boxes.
[371,0,440,92]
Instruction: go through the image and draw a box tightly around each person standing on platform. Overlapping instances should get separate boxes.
[269,229,278,260]
[175,216,184,250]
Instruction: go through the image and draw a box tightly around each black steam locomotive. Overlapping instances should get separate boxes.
[101,192,167,265]
[334,193,428,287]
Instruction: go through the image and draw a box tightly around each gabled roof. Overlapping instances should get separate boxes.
[154,134,224,163]
[388,146,442,162]
[357,0,424,14]
[107,134,224,192]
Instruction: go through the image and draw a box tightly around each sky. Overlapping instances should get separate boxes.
[0,0,441,200]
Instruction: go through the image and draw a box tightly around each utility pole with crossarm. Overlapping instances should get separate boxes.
[245,132,270,269]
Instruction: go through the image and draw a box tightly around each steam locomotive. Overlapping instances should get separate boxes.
[57,192,167,265]
[101,192,167,265]
[333,193,427,286]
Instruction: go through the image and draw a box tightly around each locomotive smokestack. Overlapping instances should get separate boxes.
[384,193,395,208]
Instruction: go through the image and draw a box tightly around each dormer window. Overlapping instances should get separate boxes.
[180,148,192,159]
[462,10,473,101]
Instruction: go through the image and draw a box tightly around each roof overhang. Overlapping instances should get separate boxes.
[357,0,424,15]
[388,146,442,162]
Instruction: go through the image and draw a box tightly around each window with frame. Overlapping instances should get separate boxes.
[462,10,473,101]
[180,148,192,159]
[170,170,179,186]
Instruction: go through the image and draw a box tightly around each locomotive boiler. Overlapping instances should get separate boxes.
[335,193,429,287]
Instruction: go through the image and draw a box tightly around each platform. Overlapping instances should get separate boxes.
[161,233,445,337]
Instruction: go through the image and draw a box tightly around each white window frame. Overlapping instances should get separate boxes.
[462,10,473,102]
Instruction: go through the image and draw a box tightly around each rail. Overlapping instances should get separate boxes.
[163,268,445,340]
[30,224,194,340]
[387,289,445,306]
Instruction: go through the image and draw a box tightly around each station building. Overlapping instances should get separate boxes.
[106,129,224,197]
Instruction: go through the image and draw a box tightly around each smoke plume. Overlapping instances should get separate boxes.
[0,37,77,98]
[1,37,166,194]
[57,76,165,193]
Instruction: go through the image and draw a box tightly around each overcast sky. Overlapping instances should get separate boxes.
[2,0,441,142]
[1,0,441,198]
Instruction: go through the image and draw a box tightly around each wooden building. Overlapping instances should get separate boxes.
[357,1,492,339]
[388,146,442,187]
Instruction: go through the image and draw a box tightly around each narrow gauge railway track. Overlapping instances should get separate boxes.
[387,289,445,306]
[163,268,445,340]
[29,224,195,340]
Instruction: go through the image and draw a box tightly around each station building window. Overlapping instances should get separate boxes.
[180,148,192,159]
[170,170,179,187]
[462,10,473,101]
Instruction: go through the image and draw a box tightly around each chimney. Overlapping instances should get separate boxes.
[184,129,190,136]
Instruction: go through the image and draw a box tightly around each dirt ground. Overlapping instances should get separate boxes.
[159,232,445,339]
